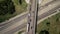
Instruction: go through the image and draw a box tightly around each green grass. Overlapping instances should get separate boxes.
[0,0,27,23]
[0,13,16,22]
[37,12,60,34]
[13,0,27,14]
[18,31,23,34]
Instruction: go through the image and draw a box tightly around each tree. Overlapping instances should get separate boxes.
[46,22,50,26]
[56,17,59,22]
[19,0,22,4]
[39,30,49,34]
[0,0,15,15]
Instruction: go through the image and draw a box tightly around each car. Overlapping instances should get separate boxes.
[28,13,31,17]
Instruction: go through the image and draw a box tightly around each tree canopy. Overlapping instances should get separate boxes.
[0,0,15,15]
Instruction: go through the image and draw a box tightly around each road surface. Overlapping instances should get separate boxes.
[0,0,60,34]
[2,5,60,34]
[27,0,38,34]
[0,0,57,30]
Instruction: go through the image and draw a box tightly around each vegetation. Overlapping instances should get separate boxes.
[0,0,27,23]
[0,0,15,22]
[19,0,22,4]
[0,0,15,15]
[18,31,23,34]
[13,0,27,14]
[37,12,60,34]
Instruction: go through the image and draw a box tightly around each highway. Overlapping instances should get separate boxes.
[0,0,56,26]
[2,6,60,34]
[0,0,60,34]
[0,0,58,30]
[38,0,60,16]
[27,0,38,34]
[0,13,28,31]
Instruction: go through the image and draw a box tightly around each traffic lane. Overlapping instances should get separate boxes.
[0,0,59,32]
[2,23,27,34]
[38,0,60,16]
[0,17,28,34]
[0,0,57,26]
[0,0,59,26]
[3,10,58,34]
[27,0,38,34]
[38,5,60,20]
[39,0,57,10]
[0,0,58,29]
[4,2,60,34]
[3,5,60,34]
[0,13,28,26]
[0,13,28,31]
[0,1,59,31]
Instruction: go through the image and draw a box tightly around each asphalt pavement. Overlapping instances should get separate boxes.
[3,6,60,34]
[0,0,57,30]
[0,0,60,34]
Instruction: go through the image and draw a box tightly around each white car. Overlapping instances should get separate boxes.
[28,13,30,17]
